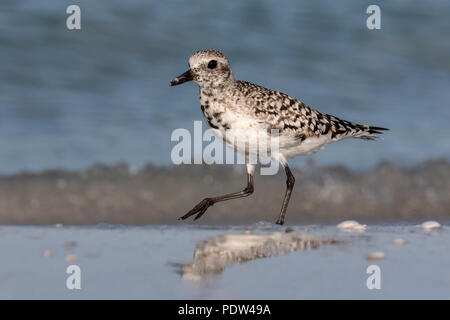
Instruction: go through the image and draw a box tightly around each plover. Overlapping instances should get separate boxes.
[170,50,388,225]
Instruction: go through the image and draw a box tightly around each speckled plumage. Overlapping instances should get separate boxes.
[187,50,387,159]
[170,50,388,225]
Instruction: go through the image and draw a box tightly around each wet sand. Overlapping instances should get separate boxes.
[0,223,448,299]
[0,160,449,224]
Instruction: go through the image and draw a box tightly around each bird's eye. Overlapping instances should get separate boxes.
[207,60,217,69]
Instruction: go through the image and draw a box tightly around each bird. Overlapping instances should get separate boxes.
[170,50,388,225]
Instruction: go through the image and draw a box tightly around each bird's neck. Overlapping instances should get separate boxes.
[198,80,235,98]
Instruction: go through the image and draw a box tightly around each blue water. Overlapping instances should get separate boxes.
[1,0,450,174]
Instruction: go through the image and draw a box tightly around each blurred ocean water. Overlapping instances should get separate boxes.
[1,0,450,174]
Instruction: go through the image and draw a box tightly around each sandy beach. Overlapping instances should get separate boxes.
[0,223,448,299]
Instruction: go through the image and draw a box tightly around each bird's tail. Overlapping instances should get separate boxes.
[355,125,389,140]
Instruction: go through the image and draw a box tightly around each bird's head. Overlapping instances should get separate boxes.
[170,50,234,88]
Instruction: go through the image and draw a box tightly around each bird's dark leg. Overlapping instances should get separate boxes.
[276,159,295,225]
[179,164,255,221]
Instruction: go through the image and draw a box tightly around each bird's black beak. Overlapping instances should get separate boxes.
[170,69,193,86]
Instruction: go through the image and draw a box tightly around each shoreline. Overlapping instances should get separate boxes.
[0,159,449,224]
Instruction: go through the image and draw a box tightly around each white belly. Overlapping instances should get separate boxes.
[278,134,332,158]
[210,125,332,162]
[211,127,268,156]
[212,125,333,160]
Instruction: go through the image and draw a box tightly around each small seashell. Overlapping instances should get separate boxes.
[43,250,53,258]
[337,220,367,232]
[65,241,77,251]
[66,254,78,263]
[392,238,406,246]
[366,251,385,261]
[421,221,441,230]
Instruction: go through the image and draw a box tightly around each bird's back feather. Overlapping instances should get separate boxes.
[234,80,389,141]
